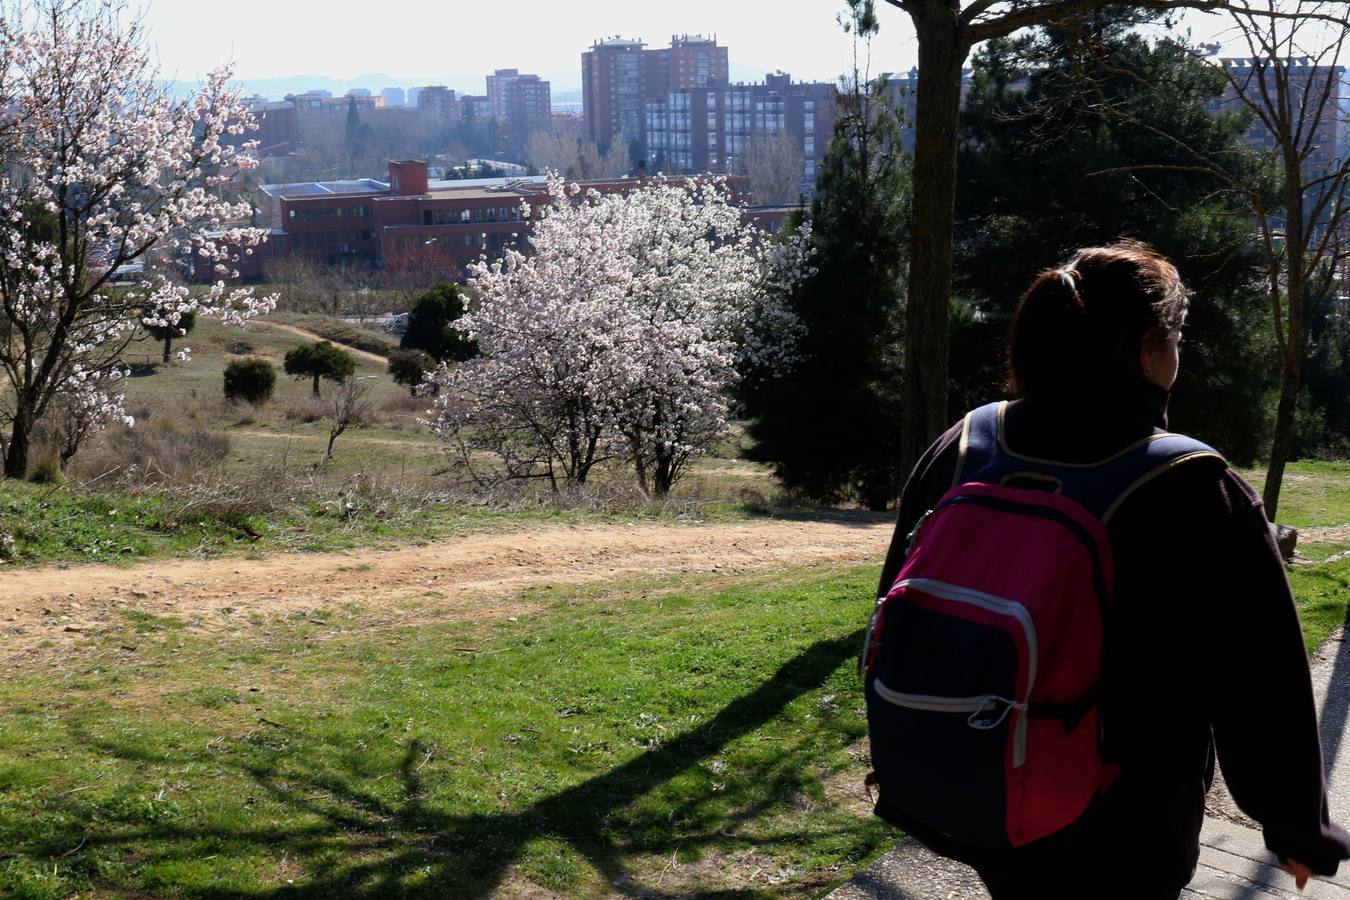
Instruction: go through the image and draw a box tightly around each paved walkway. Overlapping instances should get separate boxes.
[830,629,1350,899]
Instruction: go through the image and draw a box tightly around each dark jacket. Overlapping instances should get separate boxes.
[876,380,1349,886]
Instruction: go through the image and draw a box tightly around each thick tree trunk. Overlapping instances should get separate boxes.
[901,15,970,480]
[312,374,321,397]
[862,478,891,513]
[162,335,172,364]
[4,406,34,479]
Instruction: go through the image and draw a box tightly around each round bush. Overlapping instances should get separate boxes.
[223,357,276,405]
[388,348,434,396]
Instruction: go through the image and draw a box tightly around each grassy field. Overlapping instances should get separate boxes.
[0,567,893,899]
[1,554,1346,900]
[0,313,777,568]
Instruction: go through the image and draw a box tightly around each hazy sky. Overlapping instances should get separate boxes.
[141,0,1238,91]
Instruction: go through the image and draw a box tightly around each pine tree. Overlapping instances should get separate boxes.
[951,17,1277,463]
[743,25,911,510]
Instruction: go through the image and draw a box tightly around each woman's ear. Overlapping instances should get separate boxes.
[1139,326,1167,379]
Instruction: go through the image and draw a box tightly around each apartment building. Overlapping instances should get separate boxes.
[486,69,553,151]
[1209,57,1348,177]
[644,74,837,192]
[417,85,458,123]
[583,34,731,153]
[284,90,382,117]
[583,37,647,151]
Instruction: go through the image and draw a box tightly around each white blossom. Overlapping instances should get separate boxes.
[0,0,278,475]
[426,173,810,496]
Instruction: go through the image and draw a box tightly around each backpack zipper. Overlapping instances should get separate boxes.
[872,681,1027,731]
[893,577,1037,768]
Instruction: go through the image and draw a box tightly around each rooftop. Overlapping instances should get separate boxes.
[426,175,546,191]
[592,37,645,50]
[260,179,389,199]
[423,187,529,201]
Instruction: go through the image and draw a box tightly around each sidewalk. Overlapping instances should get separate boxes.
[829,629,1350,899]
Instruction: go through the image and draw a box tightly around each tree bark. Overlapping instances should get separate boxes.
[162,335,172,364]
[312,374,321,397]
[1263,364,1300,522]
[1263,162,1309,523]
[3,405,33,479]
[901,12,971,480]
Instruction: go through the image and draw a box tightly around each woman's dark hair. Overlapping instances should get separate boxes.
[1008,241,1188,398]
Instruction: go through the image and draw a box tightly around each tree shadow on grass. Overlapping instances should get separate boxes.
[35,630,873,899]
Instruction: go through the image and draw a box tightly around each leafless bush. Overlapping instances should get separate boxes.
[323,378,374,460]
[285,396,326,424]
[378,392,430,430]
[69,420,231,485]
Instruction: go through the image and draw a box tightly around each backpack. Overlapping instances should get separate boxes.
[862,400,1221,850]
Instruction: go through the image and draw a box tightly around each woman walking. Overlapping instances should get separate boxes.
[864,242,1349,898]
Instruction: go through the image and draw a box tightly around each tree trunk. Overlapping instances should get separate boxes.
[652,451,673,500]
[1263,364,1300,522]
[312,374,321,397]
[862,477,891,513]
[901,14,970,480]
[3,406,33,479]
[162,335,172,364]
[1263,164,1309,523]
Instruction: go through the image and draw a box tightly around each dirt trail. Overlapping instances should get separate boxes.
[260,321,389,365]
[0,517,892,660]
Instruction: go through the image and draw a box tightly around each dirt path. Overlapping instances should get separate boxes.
[1305,524,1350,544]
[260,321,389,366]
[229,428,436,449]
[0,516,892,662]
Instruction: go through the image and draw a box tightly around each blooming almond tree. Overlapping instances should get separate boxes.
[0,0,276,478]
[427,175,809,497]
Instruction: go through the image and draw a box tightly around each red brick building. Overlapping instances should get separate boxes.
[196,161,771,281]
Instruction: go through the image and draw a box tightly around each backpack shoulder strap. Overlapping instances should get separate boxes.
[953,401,1225,522]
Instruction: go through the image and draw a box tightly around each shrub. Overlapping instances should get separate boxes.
[401,282,476,362]
[284,396,326,423]
[27,457,63,484]
[223,357,276,405]
[388,348,434,396]
[71,422,231,484]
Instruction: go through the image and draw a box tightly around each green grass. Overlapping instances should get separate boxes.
[1240,460,1350,529]
[0,566,893,898]
[1291,557,1350,653]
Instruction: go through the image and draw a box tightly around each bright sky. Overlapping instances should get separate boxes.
[141,0,1238,91]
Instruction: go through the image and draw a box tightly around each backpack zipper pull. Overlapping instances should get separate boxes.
[904,509,934,558]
